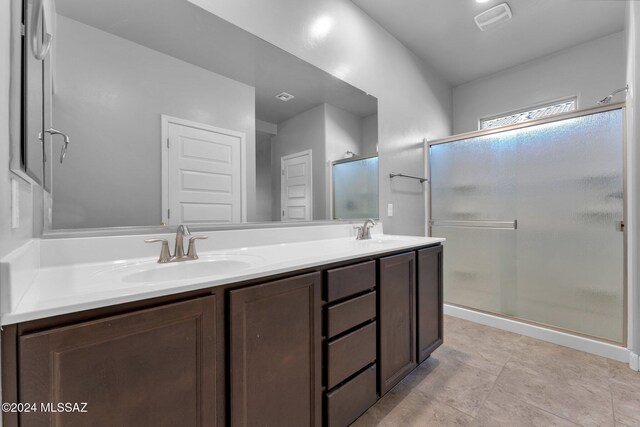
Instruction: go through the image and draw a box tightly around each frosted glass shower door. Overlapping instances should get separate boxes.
[333,156,379,220]
[430,108,624,343]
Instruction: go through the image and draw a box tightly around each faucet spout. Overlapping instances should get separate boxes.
[355,219,376,240]
[174,224,191,259]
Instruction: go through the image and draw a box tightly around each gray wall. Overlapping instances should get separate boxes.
[52,15,257,228]
[271,104,327,221]
[255,131,273,222]
[453,32,626,134]
[325,103,363,162]
[361,113,378,156]
[197,0,453,236]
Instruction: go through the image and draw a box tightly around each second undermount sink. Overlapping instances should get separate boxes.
[120,254,265,284]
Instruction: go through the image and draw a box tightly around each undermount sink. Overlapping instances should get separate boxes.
[120,254,265,284]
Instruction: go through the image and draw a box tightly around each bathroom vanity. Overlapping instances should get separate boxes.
[0,230,443,426]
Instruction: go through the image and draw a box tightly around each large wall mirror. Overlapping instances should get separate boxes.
[19,0,379,231]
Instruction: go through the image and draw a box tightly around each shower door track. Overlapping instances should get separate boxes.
[426,101,628,347]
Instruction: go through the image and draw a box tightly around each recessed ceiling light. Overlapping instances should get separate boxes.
[476,0,491,3]
[275,92,295,102]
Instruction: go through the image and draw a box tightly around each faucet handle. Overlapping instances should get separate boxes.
[145,239,172,263]
[186,236,208,260]
[353,226,364,240]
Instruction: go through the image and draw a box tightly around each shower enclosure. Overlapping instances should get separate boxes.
[429,104,625,344]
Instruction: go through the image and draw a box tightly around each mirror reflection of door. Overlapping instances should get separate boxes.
[162,116,246,225]
[281,150,312,221]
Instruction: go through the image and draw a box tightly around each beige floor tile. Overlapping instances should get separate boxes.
[611,381,640,426]
[472,385,579,427]
[352,381,474,427]
[354,316,640,427]
[403,352,498,418]
[440,316,520,375]
[495,358,614,427]
[509,336,611,390]
[608,359,640,390]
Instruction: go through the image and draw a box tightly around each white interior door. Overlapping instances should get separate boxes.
[162,116,246,225]
[281,150,312,221]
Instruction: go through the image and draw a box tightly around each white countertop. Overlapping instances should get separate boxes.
[1,234,443,325]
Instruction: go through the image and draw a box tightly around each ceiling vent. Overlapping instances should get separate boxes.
[275,92,295,102]
[474,3,512,31]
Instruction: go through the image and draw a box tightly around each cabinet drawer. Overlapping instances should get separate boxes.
[326,261,376,302]
[326,364,377,427]
[327,291,376,338]
[327,322,376,389]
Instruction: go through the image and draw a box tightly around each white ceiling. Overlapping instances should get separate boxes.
[55,0,377,124]
[352,0,625,86]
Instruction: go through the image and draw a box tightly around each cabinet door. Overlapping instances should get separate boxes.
[19,295,223,427]
[230,272,322,427]
[417,245,444,363]
[378,252,417,396]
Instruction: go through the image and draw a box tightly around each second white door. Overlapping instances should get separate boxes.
[281,150,312,221]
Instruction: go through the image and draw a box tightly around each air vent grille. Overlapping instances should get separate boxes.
[275,92,295,102]
[474,3,512,31]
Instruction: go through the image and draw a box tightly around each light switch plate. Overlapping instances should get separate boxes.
[387,203,393,217]
[11,179,19,229]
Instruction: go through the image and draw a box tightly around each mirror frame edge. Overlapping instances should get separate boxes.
[41,219,378,239]
[8,0,44,187]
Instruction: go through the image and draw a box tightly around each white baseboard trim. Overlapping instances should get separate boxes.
[444,304,630,363]
[630,352,640,371]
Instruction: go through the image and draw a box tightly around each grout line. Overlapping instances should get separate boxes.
[609,378,617,426]
[473,344,513,419]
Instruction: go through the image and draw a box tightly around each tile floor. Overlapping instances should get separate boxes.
[354,315,640,427]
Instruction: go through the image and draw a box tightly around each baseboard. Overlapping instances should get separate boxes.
[630,351,640,371]
[444,304,630,363]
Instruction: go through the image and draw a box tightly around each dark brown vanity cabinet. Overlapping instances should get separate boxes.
[3,243,443,427]
[378,252,417,396]
[417,245,444,363]
[17,295,223,427]
[229,272,322,427]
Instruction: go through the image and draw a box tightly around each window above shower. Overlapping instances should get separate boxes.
[479,97,577,130]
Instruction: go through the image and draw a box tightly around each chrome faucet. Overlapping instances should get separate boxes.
[354,219,376,240]
[145,224,208,263]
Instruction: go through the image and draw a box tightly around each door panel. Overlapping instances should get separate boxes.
[417,245,444,363]
[378,252,416,396]
[230,273,322,426]
[281,151,312,221]
[167,120,244,224]
[19,296,222,426]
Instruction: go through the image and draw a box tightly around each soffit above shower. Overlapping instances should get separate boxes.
[351,0,625,86]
